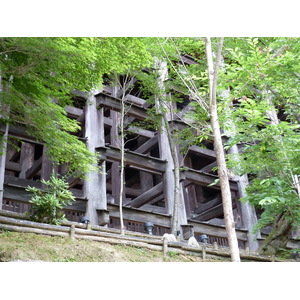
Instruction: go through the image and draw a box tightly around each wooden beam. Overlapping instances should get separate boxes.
[4,175,84,199]
[25,156,42,179]
[126,126,155,138]
[107,203,171,228]
[200,161,217,172]
[5,161,22,172]
[65,105,84,119]
[106,183,142,197]
[192,199,237,222]
[124,94,146,107]
[188,145,216,159]
[19,142,35,179]
[141,204,167,214]
[188,219,248,241]
[124,182,163,208]
[96,146,166,173]
[96,93,149,120]
[194,195,222,214]
[183,168,238,191]
[135,135,158,154]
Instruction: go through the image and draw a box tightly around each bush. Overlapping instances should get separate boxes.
[26,174,75,225]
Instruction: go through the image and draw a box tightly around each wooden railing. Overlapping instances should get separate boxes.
[0,210,281,262]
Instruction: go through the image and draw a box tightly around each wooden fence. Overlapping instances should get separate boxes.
[0,210,280,262]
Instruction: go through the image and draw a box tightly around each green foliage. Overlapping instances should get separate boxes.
[26,174,75,225]
[221,37,300,235]
[0,37,152,175]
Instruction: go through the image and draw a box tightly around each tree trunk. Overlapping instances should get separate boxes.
[205,37,241,262]
[154,59,187,236]
[258,211,292,256]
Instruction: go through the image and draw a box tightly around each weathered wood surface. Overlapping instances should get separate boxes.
[0,223,69,237]
[188,219,248,242]
[194,195,222,214]
[3,175,85,199]
[96,146,166,173]
[25,156,42,179]
[0,215,70,232]
[108,203,171,228]
[188,145,216,159]
[19,142,35,179]
[183,168,238,191]
[135,135,158,154]
[96,93,149,120]
[126,126,155,138]
[124,182,163,208]
[5,161,22,172]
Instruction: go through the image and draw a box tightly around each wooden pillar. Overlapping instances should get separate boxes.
[155,60,188,232]
[41,147,54,181]
[83,92,107,225]
[0,124,8,209]
[19,142,35,179]
[110,110,121,204]
[228,144,260,251]
[137,136,154,192]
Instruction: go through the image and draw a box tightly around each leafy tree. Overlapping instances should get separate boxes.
[26,174,75,225]
[221,37,300,256]
[0,37,152,176]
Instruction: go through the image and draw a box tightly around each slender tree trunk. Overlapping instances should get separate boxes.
[119,79,126,236]
[205,37,240,262]
[0,72,9,209]
[154,60,186,236]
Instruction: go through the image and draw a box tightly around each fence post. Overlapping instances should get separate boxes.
[202,245,206,261]
[70,225,75,241]
[163,237,168,256]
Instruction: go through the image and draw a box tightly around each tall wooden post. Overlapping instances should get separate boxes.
[19,142,35,179]
[155,60,188,234]
[83,91,107,225]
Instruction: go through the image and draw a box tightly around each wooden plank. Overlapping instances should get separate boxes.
[124,182,163,208]
[19,142,35,179]
[108,203,171,228]
[41,147,53,181]
[192,203,224,221]
[65,105,84,119]
[183,168,238,191]
[188,219,248,241]
[194,195,222,214]
[188,145,216,159]
[96,93,149,120]
[200,161,217,172]
[5,161,22,172]
[135,135,158,154]
[125,126,155,139]
[192,198,237,222]
[141,204,167,214]
[4,175,84,199]
[124,94,146,107]
[96,146,166,173]
[3,185,32,202]
[25,156,42,179]
[106,183,142,197]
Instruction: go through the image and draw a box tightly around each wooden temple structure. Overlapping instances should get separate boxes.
[0,61,262,251]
